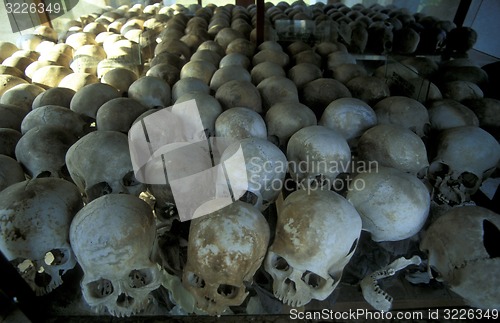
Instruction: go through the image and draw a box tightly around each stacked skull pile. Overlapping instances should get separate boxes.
[0,0,499,318]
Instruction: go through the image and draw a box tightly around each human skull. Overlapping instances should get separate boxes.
[70,194,162,316]
[0,128,22,158]
[0,103,29,130]
[219,53,251,69]
[250,61,285,85]
[171,77,210,102]
[215,107,267,140]
[319,97,377,147]
[0,84,45,112]
[427,126,500,205]
[183,200,270,315]
[256,76,299,113]
[140,140,213,224]
[70,44,106,75]
[0,178,83,295]
[209,65,251,92]
[180,60,217,85]
[175,92,223,137]
[145,63,180,87]
[32,87,75,109]
[287,125,351,189]
[420,206,500,309]
[347,166,430,242]
[15,126,78,180]
[66,131,144,202]
[101,67,138,96]
[265,101,317,149]
[357,124,429,175]
[217,137,287,211]
[59,72,99,92]
[265,189,362,307]
[287,63,322,89]
[215,80,263,113]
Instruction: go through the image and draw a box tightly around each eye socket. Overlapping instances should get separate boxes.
[301,271,326,289]
[86,278,114,298]
[129,269,153,288]
[186,271,205,288]
[37,171,52,178]
[44,249,68,266]
[273,256,290,271]
[217,284,239,299]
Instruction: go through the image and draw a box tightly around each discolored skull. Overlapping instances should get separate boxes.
[66,130,144,202]
[0,178,83,295]
[70,194,162,317]
[265,189,362,307]
[287,125,351,189]
[420,206,500,309]
[427,126,500,205]
[183,200,270,315]
[347,166,430,242]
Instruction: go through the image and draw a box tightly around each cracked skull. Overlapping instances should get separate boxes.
[182,200,270,315]
[265,189,362,307]
[69,194,162,317]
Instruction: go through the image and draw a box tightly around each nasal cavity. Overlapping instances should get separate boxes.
[116,293,134,307]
